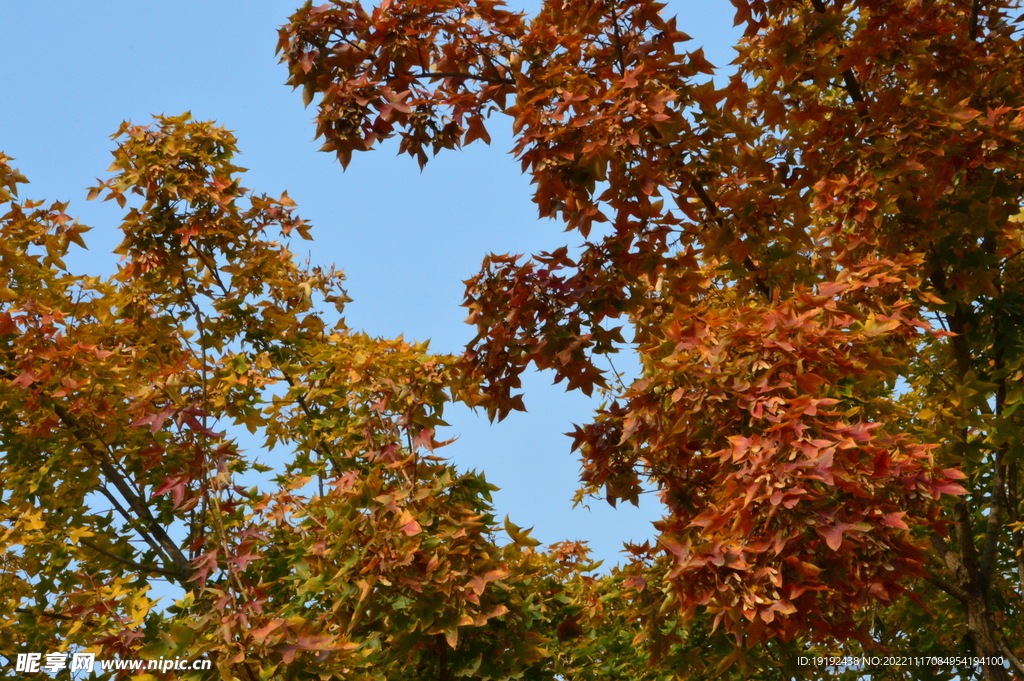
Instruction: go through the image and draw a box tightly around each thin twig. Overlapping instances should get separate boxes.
[413,71,515,85]
[188,243,231,297]
[14,608,74,621]
[606,354,629,393]
[78,538,188,580]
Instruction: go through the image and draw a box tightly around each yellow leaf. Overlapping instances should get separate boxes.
[68,527,95,544]
[130,592,152,627]
[22,510,45,531]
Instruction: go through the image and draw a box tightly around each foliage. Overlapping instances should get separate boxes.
[0,118,608,680]
[280,0,1024,679]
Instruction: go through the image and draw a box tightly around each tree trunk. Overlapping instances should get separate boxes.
[964,585,1012,681]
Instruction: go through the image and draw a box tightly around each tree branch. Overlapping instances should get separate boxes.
[95,484,167,561]
[953,499,980,581]
[809,0,865,104]
[281,371,342,475]
[609,5,627,76]
[980,411,1008,587]
[78,538,188,580]
[0,366,191,581]
[14,607,73,621]
[188,243,231,297]
[689,179,772,297]
[929,268,973,376]
[999,638,1024,678]
[929,532,970,601]
[96,460,191,579]
[924,574,969,602]
[46,401,193,581]
[413,71,515,86]
[981,305,1009,589]
[240,662,260,681]
[969,0,983,41]
[1008,465,1024,592]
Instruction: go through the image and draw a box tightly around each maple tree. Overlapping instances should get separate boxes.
[0,118,638,680]
[279,0,1024,678]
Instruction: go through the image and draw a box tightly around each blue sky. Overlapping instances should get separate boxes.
[0,1,740,567]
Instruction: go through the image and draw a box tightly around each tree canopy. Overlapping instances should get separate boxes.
[2,0,1023,679]
[279,0,1024,678]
